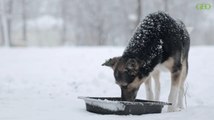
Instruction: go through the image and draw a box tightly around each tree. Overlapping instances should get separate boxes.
[0,16,4,45]
[0,0,10,46]
[60,0,68,46]
[22,0,27,42]
[136,0,143,26]
[6,0,13,45]
[163,0,169,12]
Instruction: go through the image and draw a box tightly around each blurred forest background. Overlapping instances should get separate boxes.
[0,0,213,47]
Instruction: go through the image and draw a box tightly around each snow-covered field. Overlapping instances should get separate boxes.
[0,46,214,120]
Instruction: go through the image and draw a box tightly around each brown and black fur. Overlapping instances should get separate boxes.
[102,11,190,112]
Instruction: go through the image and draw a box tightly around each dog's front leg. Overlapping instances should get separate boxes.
[145,76,154,100]
[152,69,160,101]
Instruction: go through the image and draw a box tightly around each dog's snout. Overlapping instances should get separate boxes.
[120,86,139,102]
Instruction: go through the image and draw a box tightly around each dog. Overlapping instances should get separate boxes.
[102,11,190,112]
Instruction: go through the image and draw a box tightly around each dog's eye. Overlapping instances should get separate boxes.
[130,71,137,76]
[125,69,137,76]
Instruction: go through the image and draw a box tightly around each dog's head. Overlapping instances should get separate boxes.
[102,56,148,101]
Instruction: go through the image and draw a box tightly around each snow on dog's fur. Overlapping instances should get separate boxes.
[102,11,190,112]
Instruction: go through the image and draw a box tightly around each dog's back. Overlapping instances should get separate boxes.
[123,12,190,74]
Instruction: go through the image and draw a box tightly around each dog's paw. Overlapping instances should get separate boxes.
[177,106,184,111]
[167,106,182,112]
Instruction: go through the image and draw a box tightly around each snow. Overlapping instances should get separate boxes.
[79,97,125,111]
[0,46,214,120]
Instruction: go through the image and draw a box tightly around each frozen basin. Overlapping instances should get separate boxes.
[78,97,171,115]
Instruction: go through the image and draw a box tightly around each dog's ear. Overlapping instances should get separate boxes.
[126,59,139,70]
[126,58,141,76]
[102,57,121,68]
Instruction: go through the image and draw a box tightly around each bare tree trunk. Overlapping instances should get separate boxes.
[164,0,168,12]
[0,0,10,47]
[22,0,27,43]
[7,0,13,46]
[61,0,67,46]
[97,20,105,46]
[136,0,142,25]
[61,20,67,45]
[0,17,5,45]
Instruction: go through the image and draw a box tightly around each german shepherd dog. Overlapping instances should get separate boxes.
[102,12,190,112]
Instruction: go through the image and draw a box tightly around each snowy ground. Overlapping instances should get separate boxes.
[0,46,214,120]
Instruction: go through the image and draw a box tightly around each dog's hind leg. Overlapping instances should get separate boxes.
[177,59,188,109]
[168,62,183,112]
[152,69,160,101]
[145,76,154,100]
